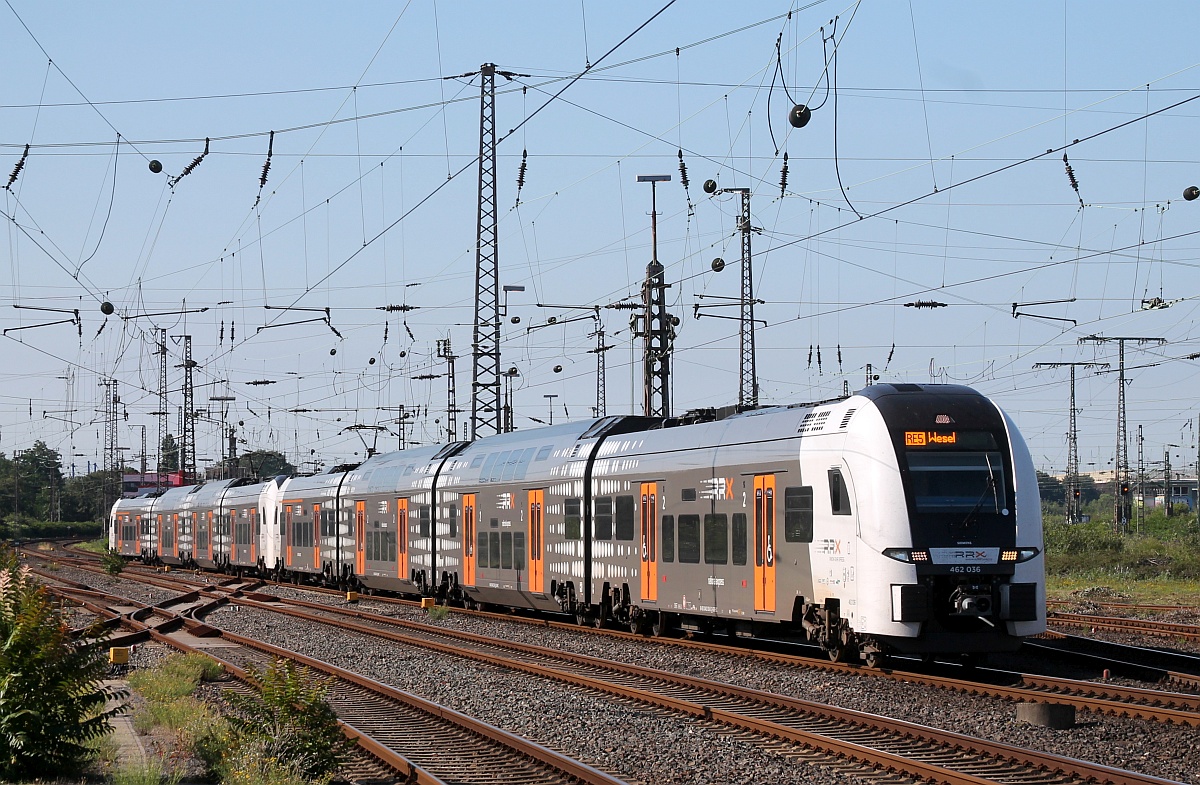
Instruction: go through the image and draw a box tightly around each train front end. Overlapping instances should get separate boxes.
[857,384,1045,658]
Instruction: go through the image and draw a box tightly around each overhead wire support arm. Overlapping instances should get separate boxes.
[1012,297,1077,325]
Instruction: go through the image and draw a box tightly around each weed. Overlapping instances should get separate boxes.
[101,548,126,575]
[111,758,182,785]
[426,604,451,621]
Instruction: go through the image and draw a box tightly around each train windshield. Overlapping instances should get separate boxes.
[906,451,1007,514]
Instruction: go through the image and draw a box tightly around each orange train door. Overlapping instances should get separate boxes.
[207,511,214,562]
[527,490,544,594]
[311,503,321,569]
[355,501,366,574]
[250,508,258,565]
[395,498,409,581]
[172,514,180,559]
[754,474,777,613]
[462,494,476,586]
[640,483,658,602]
[284,505,294,567]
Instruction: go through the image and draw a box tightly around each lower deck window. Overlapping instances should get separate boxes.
[704,514,728,564]
[661,515,674,562]
[678,515,700,563]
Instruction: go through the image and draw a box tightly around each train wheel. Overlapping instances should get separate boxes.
[575,610,589,627]
[827,644,851,663]
[864,650,887,669]
[651,612,672,638]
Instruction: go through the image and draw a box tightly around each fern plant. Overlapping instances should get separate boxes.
[0,544,126,779]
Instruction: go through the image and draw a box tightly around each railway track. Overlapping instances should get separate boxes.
[1049,610,1200,641]
[202,591,1186,785]
[33,549,1200,720]
[45,580,628,785]
[34,556,1199,784]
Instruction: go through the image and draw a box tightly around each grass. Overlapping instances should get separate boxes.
[126,653,230,779]
[77,537,110,554]
[111,758,182,785]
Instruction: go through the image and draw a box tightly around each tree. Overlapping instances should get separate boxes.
[160,434,180,473]
[1036,471,1064,503]
[238,450,296,479]
[0,545,125,778]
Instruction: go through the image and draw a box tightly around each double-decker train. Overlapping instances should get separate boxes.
[109,383,1046,664]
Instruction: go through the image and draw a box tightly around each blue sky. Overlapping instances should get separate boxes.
[4,1,1200,479]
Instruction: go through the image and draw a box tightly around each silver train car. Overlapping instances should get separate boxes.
[110,383,1045,662]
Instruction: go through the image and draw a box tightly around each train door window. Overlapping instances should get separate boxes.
[565,498,582,539]
[678,515,700,563]
[661,515,675,562]
[488,532,501,568]
[595,497,613,540]
[704,514,728,564]
[477,531,489,565]
[419,506,431,537]
[828,469,851,516]
[500,532,513,569]
[513,532,525,568]
[447,503,458,537]
[785,487,815,541]
[732,513,748,565]
[615,496,636,540]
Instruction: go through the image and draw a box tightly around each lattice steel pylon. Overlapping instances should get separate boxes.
[636,174,673,418]
[1033,361,1107,523]
[437,337,460,443]
[179,335,197,483]
[470,63,501,440]
[153,328,168,489]
[587,313,611,418]
[733,188,758,408]
[1079,335,1166,533]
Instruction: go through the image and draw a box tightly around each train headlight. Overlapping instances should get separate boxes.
[882,548,930,563]
[1000,547,1040,563]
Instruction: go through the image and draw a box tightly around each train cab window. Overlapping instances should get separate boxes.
[661,515,674,562]
[828,470,852,516]
[681,488,697,502]
[488,532,501,568]
[704,514,728,565]
[784,487,815,542]
[477,532,488,565]
[595,497,613,540]
[513,532,526,568]
[678,515,701,563]
[447,503,458,537]
[419,506,431,537]
[615,495,635,541]
[501,532,513,569]
[565,498,582,540]
[732,513,748,565]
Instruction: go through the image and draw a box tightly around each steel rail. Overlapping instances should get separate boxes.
[218,594,1183,785]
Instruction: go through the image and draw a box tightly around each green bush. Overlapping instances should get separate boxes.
[223,659,355,783]
[0,544,125,779]
[102,548,126,575]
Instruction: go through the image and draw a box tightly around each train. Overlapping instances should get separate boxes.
[109,383,1046,665]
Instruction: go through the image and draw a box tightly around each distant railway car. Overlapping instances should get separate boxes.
[109,492,157,558]
[107,383,1045,664]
